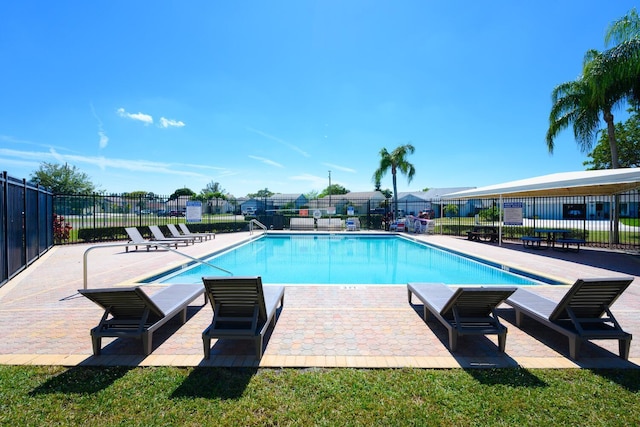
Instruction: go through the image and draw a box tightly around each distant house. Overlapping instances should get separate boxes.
[396,188,474,217]
[308,191,387,215]
[268,193,308,211]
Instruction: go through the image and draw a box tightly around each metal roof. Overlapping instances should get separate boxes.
[442,168,640,199]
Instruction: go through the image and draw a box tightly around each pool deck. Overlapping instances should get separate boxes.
[2,231,640,369]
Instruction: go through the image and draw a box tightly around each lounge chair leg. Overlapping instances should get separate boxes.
[619,338,631,360]
[180,307,187,324]
[142,332,153,355]
[203,335,211,359]
[568,337,580,360]
[514,310,523,327]
[498,332,507,352]
[448,330,457,352]
[91,334,102,356]
[256,336,264,359]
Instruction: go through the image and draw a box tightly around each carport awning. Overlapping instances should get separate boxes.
[442,168,640,199]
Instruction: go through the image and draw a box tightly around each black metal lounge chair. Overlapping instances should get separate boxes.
[79,284,205,355]
[201,276,285,359]
[504,277,634,359]
[407,283,517,352]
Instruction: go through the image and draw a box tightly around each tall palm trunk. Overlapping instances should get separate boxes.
[392,166,398,220]
[604,109,620,243]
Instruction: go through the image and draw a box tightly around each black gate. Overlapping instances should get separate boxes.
[1,172,54,287]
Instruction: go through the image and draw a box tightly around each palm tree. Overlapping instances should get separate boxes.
[372,144,416,220]
[546,52,623,241]
[597,9,640,105]
[546,51,621,165]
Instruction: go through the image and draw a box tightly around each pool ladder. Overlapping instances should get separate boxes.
[249,219,268,235]
[82,242,233,290]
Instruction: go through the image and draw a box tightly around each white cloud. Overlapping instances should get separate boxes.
[248,155,284,168]
[98,131,109,149]
[91,103,109,149]
[0,147,230,180]
[247,127,310,158]
[322,162,357,173]
[289,173,330,190]
[159,117,186,128]
[116,107,153,125]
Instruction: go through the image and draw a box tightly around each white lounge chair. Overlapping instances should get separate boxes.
[124,227,179,251]
[178,223,215,240]
[148,225,195,246]
[166,223,204,242]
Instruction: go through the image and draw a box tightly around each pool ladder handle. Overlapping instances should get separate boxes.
[249,219,268,235]
[82,242,233,290]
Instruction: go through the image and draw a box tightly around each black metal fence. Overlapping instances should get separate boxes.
[54,191,640,250]
[440,192,640,249]
[1,172,54,287]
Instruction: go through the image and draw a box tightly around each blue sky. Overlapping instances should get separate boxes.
[1,1,637,197]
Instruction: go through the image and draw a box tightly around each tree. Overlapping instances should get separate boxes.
[546,51,622,167]
[168,187,196,200]
[599,8,640,104]
[319,184,349,198]
[585,108,640,169]
[123,191,154,212]
[546,53,624,241]
[444,204,459,218]
[30,162,95,194]
[380,188,393,199]
[202,181,225,195]
[305,190,319,200]
[372,144,416,220]
[248,188,274,198]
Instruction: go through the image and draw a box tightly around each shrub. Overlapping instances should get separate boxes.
[53,214,72,243]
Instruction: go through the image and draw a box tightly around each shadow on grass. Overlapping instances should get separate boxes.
[29,366,132,395]
[465,368,548,387]
[170,367,257,400]
[589,369,640,392]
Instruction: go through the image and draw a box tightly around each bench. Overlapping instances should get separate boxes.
[317,218,342,231]
[521,236,543,249]
[466,226,498,243]
[290,217,315,230]
[555,238,586,252]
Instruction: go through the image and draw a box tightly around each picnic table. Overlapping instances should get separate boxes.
[466,225,499,243]
[533,229,569,249]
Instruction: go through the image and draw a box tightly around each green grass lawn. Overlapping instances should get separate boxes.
[1,366,639,426]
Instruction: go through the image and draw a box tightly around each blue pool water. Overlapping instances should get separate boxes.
[153,234,542,286]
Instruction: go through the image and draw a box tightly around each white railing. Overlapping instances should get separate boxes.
[249,219,268,235]
[82,242,233,289]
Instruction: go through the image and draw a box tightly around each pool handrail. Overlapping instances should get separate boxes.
[249,219,267,235]
[82,242,233,290]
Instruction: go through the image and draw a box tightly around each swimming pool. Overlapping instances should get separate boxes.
[151,234,544,286]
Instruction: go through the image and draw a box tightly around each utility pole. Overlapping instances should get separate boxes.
[328,170,332,206]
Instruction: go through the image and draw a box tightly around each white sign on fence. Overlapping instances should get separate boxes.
[503,202,523,225]
[186,201,202,223]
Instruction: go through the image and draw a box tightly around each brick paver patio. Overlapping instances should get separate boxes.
[1,231,639,369]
